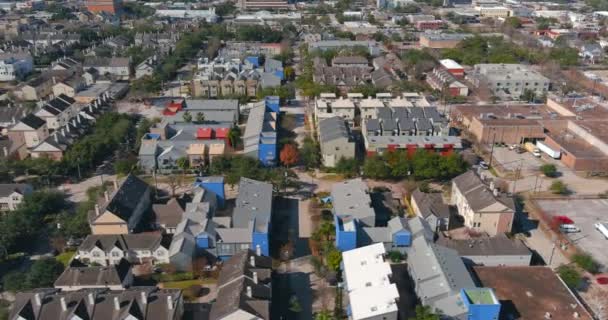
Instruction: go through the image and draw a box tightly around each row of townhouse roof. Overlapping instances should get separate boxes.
[314,92,431,127]
[8,90,113,160]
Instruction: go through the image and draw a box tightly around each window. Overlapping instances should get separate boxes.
[92,252,101,257]
[156,250,164,256]
[111,251,120,257]
[239,244,250,250]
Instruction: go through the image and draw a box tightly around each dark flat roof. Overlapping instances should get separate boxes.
[474,266,592,320]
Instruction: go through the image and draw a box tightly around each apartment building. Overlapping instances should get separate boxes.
[0,52,33,81]
[471,64,550,99]
[451,170,515,237]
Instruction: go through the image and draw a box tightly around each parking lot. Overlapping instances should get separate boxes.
[536,199,608,271]
[491,146,542,175]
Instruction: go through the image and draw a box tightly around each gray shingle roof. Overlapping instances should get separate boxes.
[452,171,515,213]
[331,179,375,223]
[232,178,273,229]
[436,234,531,257]
[0,183,31,197]
[54,259,131,288]
[318,116,349,143]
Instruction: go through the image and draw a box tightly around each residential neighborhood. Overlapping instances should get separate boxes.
[2,0,608,319]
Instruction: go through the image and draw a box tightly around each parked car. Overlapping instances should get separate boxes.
[559,224,581,233]
[508,144,518,150]
[532,149,541,157]
[594,223,608,239]
[479,161,489,170]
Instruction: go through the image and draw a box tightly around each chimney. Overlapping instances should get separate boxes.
[104,191,109,201]
[167,296,173,310]
[34,293,42,306]
[88,105,93,113]
[66,125,70,133]
[2,147,7,157]
[95,204,100,216]
[140,292,147,305]
[493,188,499,197]
[113,179,118,190]
[246,286,252,298]
[60,297,67,311]
[250,255,255,267]
[12,116,15,124]
[54,134,59,143]
[87,293,95,305]
[489,181,495,191]
[253,272,258,284]
[113,297,120,310]
[255,245,261,256]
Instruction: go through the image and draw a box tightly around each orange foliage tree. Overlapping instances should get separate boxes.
[280,144,299,167]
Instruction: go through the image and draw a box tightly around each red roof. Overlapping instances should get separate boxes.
[215,127,229,139]
[554,216,574,225]
[197,128,212,139]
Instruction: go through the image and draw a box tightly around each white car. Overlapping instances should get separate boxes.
[532,149,541,157]
[508,144,518,150]
[559,224,581,233]
[595,223,608,239]
[478,161,489,170]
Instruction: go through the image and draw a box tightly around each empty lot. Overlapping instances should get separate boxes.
[536,199,608,271]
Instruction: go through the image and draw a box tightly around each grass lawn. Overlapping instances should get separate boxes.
[161,278,216,290]
[56,251,76,267]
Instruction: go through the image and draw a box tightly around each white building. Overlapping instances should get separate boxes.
[0,183,32,211]
[0,52,33,81]
[154,8,218,22]
[342,243,399,320]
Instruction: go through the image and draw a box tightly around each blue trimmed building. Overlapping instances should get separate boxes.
[243,96,280,166]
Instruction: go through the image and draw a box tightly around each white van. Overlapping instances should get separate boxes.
[594,223,608,239]
[559,224,581,233]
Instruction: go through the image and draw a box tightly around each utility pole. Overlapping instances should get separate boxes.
[488,131,497,168]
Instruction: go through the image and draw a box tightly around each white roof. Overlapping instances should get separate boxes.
[360,97,385,108]
[320,93,337,99]
[440,59,463,70]
[342,243,392,290]
[342,243,399,320]
[349,284,399,320]
[332,98,355,109]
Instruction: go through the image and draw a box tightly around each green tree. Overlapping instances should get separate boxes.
[27,258,65,288]
[334,158,361,178]
[549,180,568,195]
[540,164,558,177]
[182,111,193,123]
[557,265,581,288]
[315,310,335,320]
[227,126,242,148]
[363,155,390,179]
[504,17,522,28]
[572,253,600,274]
[2,272,27,292]
[326,249,342,272]
[388,250,405,262]
[176,157,190,172]
[409,305,440,320]
[195,112,205,123]
[114,158,138,176]
[300,137,320,169]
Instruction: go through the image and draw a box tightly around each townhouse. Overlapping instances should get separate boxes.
[10,287,183,320]
[54,259,134,291]
[0,183,32,211]
[77,233,170,266]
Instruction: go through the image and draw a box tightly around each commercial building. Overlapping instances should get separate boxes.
[451,170,515,237]
[86,0,121,13]
[475,266,592,320]
[476,5,510,18]
[243,97,279,166]
[9,287,183,320]
[237,0,289,10]
[470,64,550,99]
[317,117,356,167]
[419,33,473,49]
[341,243,399,320]
[452,104,552,145]
[154,8,218,22]
[544,120,608,172]
[439,59,465,78]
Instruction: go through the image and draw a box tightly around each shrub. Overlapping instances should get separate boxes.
[540,164,558,178]
[557,265,581,288]
[549,180,568,195]
[572,253,600,274]
[387,251,406,262]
